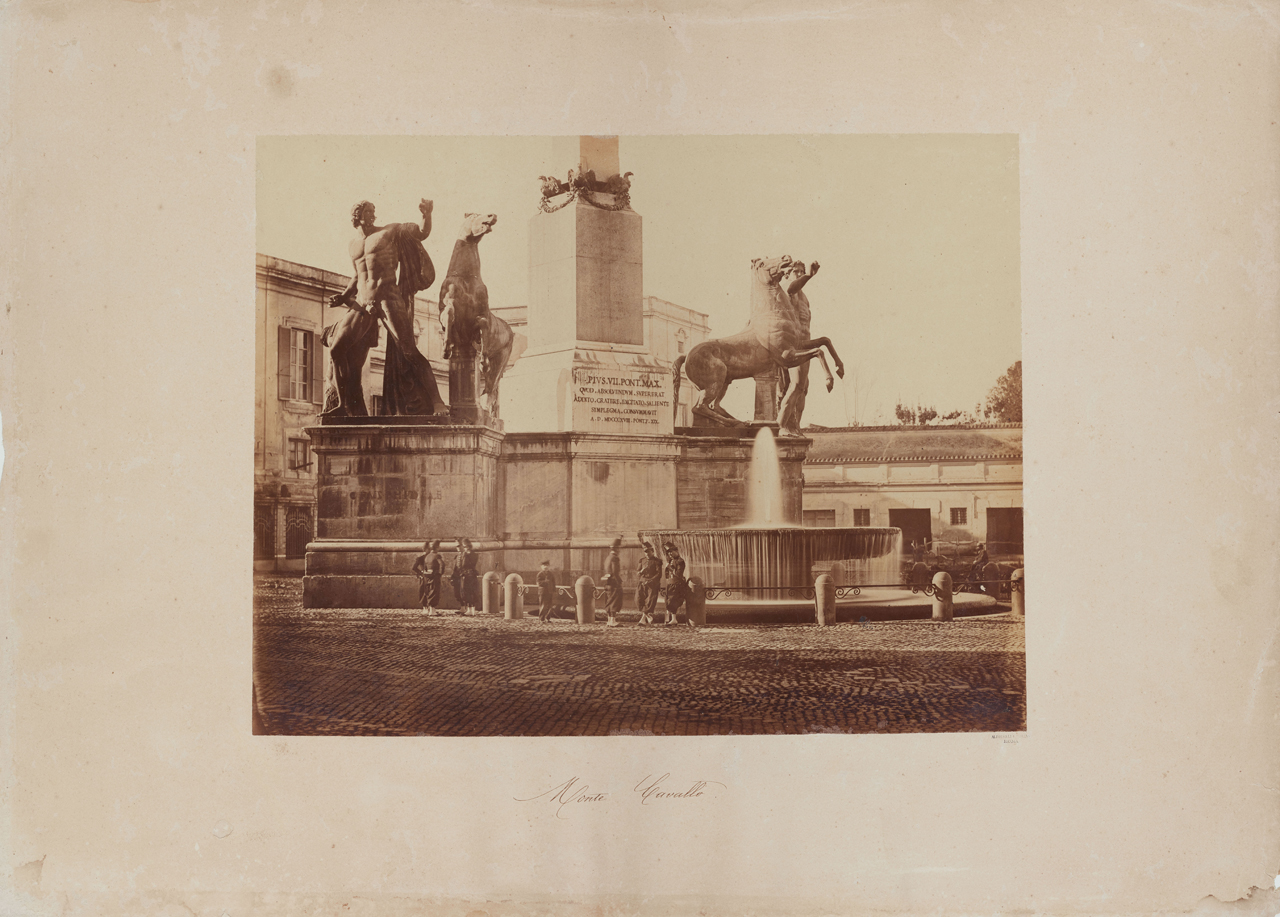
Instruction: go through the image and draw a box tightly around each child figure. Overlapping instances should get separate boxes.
[536,560,557,623]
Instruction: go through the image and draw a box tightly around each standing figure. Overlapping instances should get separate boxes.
[536,560,557,622]
[450,539,465,610]
[661,542,689,626]
[601,537,623,627]
[452,538,480,614]
[326,198,444,417]
[777,261,833,436]
[412,540,444,615]
[635,541,662,625]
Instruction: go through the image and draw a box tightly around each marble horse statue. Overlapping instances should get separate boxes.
[439,213,518,418]
[672,255,845,430]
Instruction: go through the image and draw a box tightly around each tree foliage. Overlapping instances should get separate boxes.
[985,361,1022,422]
[894,402,940,425]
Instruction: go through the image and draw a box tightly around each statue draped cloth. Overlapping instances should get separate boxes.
[381,227,443,416]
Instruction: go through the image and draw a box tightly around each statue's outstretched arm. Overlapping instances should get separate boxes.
[402,198,434,241]
[786,261,820,295]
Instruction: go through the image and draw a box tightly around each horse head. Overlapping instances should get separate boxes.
[459,212,498,243]
[751,255,795,286]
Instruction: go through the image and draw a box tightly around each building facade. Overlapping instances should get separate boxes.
[255,254,448,572]
[801,424,1023,562]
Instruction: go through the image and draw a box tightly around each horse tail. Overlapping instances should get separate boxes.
[672,354,686,427]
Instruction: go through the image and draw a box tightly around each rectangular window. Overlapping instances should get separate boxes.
[803,509,836,527]
[290,329,312,401]
[370,394,383,416]
[852,508,870,526]
[288,438,310,472]
[950,507,968,525]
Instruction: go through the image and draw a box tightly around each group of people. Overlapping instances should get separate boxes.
[411,538,481,616]
[413,538,696,626]
[535,539,693,628]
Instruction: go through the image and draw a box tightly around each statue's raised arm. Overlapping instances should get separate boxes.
[399,198,434,242]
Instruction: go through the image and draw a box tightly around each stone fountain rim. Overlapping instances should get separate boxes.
[639,526,903,535]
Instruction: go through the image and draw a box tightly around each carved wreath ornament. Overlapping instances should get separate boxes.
[538,169,633,213]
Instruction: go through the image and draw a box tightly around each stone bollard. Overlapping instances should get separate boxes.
[1011,568,1025,617]
[912,562,930,587]
[503,573,524,620]
[686,576,707,626]
[482,571,501,615]
[814,574,837,626]
[931,571,953,622]
[575,575,596,625]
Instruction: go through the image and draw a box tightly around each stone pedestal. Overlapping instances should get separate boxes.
[500,431,679,578]
[302,423,504,608]
[673,428,810,529]
[527,198,643,352]
[507,141,653,435]
[754,367,780,422]
[502,346,674,436]
[448,342,494,426]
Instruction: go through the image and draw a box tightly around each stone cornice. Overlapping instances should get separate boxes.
[807,453,1022,464]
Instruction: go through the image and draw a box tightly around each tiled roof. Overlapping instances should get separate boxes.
[804,424,1022,463]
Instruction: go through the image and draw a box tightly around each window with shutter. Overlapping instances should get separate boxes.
[277,326,291,400]
[310,331,323,404]
[278,328,314,401]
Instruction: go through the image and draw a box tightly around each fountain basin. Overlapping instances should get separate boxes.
[678,588,999,624]
[639,526,906,608]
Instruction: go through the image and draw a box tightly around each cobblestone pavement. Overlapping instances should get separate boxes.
[254,576,1026,736]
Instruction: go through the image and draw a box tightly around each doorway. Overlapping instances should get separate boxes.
[985,507,1024,556]
[888,508,932,551]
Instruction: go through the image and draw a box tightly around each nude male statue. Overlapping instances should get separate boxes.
[777,260,833,436]
[323,199,444,417]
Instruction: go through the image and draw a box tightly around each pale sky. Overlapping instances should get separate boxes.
[257,135,1021,427]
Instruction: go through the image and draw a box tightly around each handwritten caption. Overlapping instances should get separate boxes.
[515,774,726,818]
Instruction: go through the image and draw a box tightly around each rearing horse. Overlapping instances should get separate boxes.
[439,213,518,417]
[673,255,844,428]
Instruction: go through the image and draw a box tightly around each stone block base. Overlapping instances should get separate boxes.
[304,541,502,609]
[675,429,810,528]
[306,423,503,541]
[304,574,424,609]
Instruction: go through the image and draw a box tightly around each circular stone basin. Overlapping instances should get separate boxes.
[693,588,999,623]
[637,527,1003,621]
[640,526,902,599]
